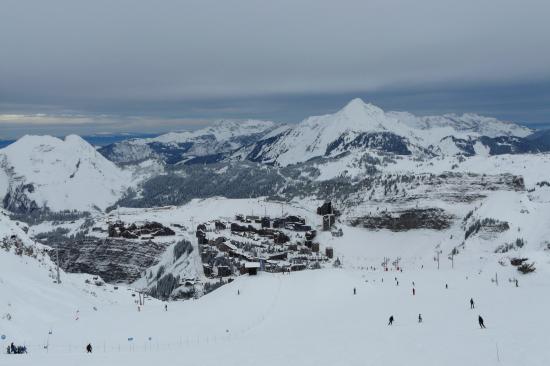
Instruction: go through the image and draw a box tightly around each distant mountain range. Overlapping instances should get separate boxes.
[98,99,549,166]
[1,98,550,214]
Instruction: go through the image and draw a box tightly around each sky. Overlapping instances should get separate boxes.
[1,0,550,139]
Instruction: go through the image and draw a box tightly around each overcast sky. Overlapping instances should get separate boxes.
[1,0,550,139]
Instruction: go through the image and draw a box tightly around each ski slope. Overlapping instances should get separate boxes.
[2,225,549,366]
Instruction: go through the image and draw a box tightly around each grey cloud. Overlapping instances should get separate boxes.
[1,0,549,137]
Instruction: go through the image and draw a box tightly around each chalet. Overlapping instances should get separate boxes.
[217,265,232,277]
[196,223,208,244]
[231,223,257,233]
[245,215,260,223]
[286,215,305,225]
[214,221,227,230]
[273,232,290,244]
[201,247,217,262]
[317,201,333,216]
[305,230,317,240]
[196,224,207,235]
[261,217,271,228]
[267,252,288,261]
[181,278,196,287]
[325,247,334,259]
[214,236,227,245]
[331,228,343,237]
[203,264,213,277]
[287,223,312,232]
[262,260,279,272]
[287,243,298,251]
[311,242,320,253]
[229,248,254,261]
[291,263,306,271]
[217,241,238,253]
[244,262,260,275]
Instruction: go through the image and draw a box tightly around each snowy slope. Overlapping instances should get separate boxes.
[0,167,8,201]
[2,232,550,366]
[0,209,32,246]
[0,135,132,212]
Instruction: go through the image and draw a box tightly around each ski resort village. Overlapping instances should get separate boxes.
[2,1,550,364]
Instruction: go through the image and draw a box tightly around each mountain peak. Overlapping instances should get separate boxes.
[339,98,385,119]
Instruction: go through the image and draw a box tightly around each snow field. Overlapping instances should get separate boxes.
[2,251,549,366]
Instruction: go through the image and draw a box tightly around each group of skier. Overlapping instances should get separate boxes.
[356,277,488,329]
[386,296,486,329]
[385,297,486,328]
[6,342,27,354]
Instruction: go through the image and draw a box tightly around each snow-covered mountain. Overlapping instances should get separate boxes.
[99,119,280,165]
[0,135,131,213]
[2,100,550,366]
[235,98,535,166]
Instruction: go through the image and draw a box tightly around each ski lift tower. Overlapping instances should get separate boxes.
[56,247,61,284]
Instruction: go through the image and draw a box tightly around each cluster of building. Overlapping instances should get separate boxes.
[106,221,175,240]
[196,212,334,278]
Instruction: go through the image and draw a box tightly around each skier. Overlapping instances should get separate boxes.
[478,315,486,329]
[445,283,448,289]
[10,342,16,354]
[237,290,240,295]
[164,304,168,311]
[388,315,394,326]
[396,280,399,286]
[418,314,422,323]
[515,279,519,287]
[470,298,475,309]
[86,343,92,353]
[412,288,415,296]
[353,287,356,295]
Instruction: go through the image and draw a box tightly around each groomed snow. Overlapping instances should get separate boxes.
[1,251,549,366]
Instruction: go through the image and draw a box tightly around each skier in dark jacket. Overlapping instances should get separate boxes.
[418,314,423,323]
[388,315,394,326]
[470,298,475,309]
[86,343,92,353]
[478,315,486,329]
